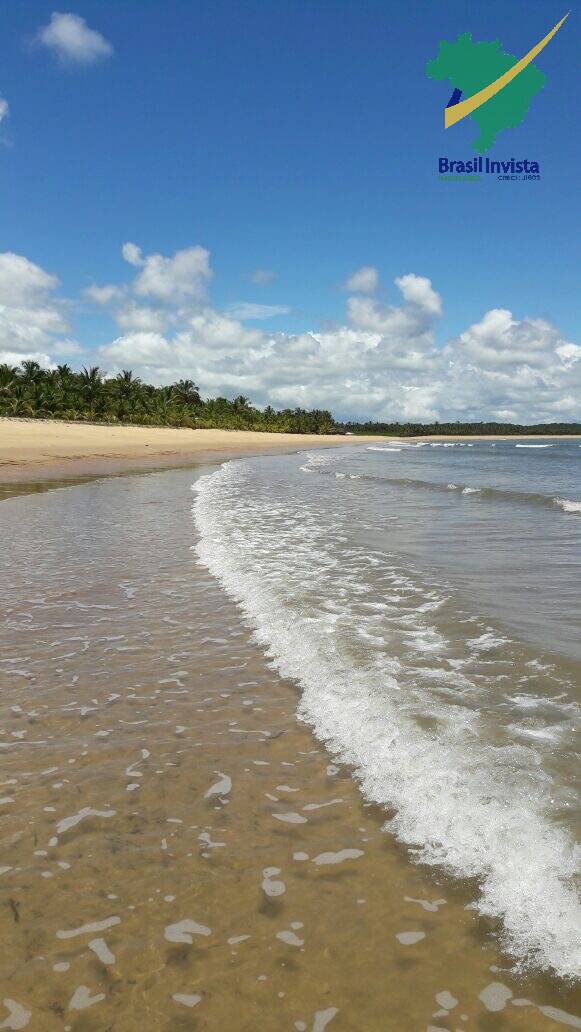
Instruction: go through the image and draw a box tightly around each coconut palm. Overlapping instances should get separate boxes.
[172,379,200,406]
[0,361,349,434]
[19,360,43,386]
[0,364,19,395]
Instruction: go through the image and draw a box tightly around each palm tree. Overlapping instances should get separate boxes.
[20,360,43,386]
[0,362,349,435]
[78,366,104,410]
[172,379,200,406]
[112,370,143,421]
[115,370,142,397]
[0,364,18,395]
[55,364,73,385]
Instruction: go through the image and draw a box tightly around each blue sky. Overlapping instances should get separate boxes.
[1,1,579,421]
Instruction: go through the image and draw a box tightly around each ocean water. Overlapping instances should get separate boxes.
[194,439,581,981]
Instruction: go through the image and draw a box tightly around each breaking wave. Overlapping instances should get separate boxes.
[193,459,580,980]
[555,499,581,515]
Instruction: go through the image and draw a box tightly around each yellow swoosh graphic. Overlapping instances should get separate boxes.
[445,12,570,128]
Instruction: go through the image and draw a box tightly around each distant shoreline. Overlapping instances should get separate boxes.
[414,433,580,440]
[0,418,578,484]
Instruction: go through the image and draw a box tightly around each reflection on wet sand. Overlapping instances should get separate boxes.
[0,467,579,1030]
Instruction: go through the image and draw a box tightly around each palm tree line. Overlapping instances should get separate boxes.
[0,361,338,434]
[1,361,578,436]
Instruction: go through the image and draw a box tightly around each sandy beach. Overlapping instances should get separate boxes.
[1,419,579,484]
[0,418,382,482]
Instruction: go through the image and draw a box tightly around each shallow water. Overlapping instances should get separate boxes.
[194,443,581,984]
[0,457,579,1029]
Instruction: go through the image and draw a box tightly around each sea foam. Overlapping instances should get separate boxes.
[555,498,581,515]
[193,461,581,980]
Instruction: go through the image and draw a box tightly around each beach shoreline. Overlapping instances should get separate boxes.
[1,437,579,1025]
[0,417,379,483]
[1,461,578,1029]
[0,417,578,483]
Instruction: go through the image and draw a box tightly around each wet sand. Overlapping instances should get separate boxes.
[0,465,579,1031]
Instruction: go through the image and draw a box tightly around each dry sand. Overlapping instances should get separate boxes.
[0,418,377,481]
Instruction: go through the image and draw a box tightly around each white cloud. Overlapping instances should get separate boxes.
[84,276,169,331]
[0,252,69,361]
[98,272,444,419]
[115,303,169,333]
[0,350,55,369]
[249,268,275,285]
[344,265,379,294]
[85,244,214,332]
[83,283,124,306]
[449,309,553,367]
[555,342,581,369]
[53,338,84,355]
[121,242,143,267]
[227,303,292,321]
[0,252,59,306]
[98,270,580,423]
[35,12,113,66]
[395,273,443,316]
[0,97,9,124]
[58,242,581,424]
[103,331,174,367]
[124,244,213,303]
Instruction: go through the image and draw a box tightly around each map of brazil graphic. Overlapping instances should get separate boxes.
[427,13,569,153]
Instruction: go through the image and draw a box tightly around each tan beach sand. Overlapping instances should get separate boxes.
[0,418,378,481]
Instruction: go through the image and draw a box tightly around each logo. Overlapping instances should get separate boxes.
[426,13,569,165]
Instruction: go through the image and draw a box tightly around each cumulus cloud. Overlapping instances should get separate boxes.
[80,243,581,423]
[95,267,443,420]
[0,97,9,124]
[102,331,174,367]
[555,342,581,370]
[0,251,75,364]
[35,12,113,66]
[440,311,581,422]
[249,268,275,285]
[115,303,169,333]
[0,349,55,369]
[0,253,59,305]
[84,243,214,334]
[123,243,213,303]
[395,273,443,316]
[344,265,379,294]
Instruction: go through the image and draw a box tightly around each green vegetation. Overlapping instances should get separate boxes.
[341,420,580,437]
[0,362,579,436]
[0,361,337,434]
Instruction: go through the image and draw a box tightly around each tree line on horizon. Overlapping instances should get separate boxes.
[341,419,581,436]
[0,361,337,434]
[0,361,579,436]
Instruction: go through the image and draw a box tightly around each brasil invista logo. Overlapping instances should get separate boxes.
[426,12,569,177]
